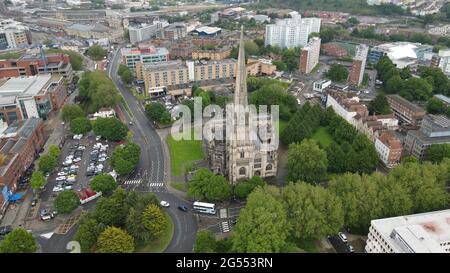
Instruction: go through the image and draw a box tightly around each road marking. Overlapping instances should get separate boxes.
[221,221,229,233]
[123,179,142,185]
[219,208,228,219]
[148,182,164,187]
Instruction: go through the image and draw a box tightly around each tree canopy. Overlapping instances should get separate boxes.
[90,174,117,193]
[325,64,349,82]
[93,117,128,141]
[0,228,37,253]
[61,104,85,122]
[96,227,135,253]
[86,45,107,61]
[287,139,328,184]
[78,71,121,113]
[111,142,141,176]
[70,117,92,134]
[54,190,80,214]
[187,168,232,202]
[30,171,47,191]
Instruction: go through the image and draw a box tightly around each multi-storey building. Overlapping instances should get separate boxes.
[404,114,450,159]
[164,23,187,40]
[0,118,46,219]
[121,46,169,77]
[140,60,190,97]
[0,74,67,124]
[140,59,237,97]
[189,59,236,82]
[264,11,321,49]
[374,131,402,168]
[386,94,426,125]
[0,53,73,82]
[365,209,450,253]
[246,58,277,76]
[436,49,450,77]
[348,44,369,86]
[0,19,31,50]
[128,21,168,44]
[326,91,368,125]
[191,47,231,61]
[299,37,321,74]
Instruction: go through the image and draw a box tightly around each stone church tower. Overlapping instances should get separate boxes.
[207,26,277,184]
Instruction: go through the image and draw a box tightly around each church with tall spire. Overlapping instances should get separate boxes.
[207,26,278,184]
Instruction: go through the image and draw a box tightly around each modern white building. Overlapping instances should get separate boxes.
[0,19,30,50]
[299,37,321,74]
[264,12,321,49]
[313,79,331,92]
[365,209,450,253]
[368,42,433,68]
[437,49,450,78]
[128,20,168,44]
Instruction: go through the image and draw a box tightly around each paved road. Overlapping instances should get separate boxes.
[108,46,197,253]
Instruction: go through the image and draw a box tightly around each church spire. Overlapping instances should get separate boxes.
[234,25,247,107]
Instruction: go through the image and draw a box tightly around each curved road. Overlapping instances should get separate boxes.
[108,46,197,253]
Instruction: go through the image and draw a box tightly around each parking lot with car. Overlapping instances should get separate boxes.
[37,132,115,222]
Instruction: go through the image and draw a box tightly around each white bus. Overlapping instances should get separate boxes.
[193,201,216,215]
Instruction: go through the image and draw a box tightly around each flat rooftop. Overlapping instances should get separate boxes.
[371,209,450,253]
[0,74,61,100]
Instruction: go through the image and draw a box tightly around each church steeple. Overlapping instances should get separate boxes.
[234,25,247,107]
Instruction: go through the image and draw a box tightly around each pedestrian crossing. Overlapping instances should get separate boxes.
[219,208,228,219]
[221,221,230,233]
[148,182,164,187]
[123,179,142,185]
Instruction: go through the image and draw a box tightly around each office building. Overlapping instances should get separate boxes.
[0,53,73,82]
[128,21,168,44]
[348,44,369,86]
[386,94,426,125]
[299,37,321,74]
[121,46,169,77]
[0,74,67,124]
[0,19,31,50]
[365,209,450,253]
[404,114,450,159]
[264,11,321,49]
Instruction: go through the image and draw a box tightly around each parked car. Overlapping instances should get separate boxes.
[0,225,13,236]
[31,199,38,207]
[40,209,55,221]
[338,232,348,243]
[178,205,188,212]
[96,136,102,141]
[73,157,82,163]
[160,201,170,207]
[52,186,63,192]
[57,171,67,176]
[347,244,355,253]
[56,176,66,181]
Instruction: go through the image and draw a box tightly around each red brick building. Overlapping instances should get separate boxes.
[0,53,73,81]
[0,118,46,218]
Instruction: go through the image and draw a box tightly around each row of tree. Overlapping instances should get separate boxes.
[118,64,133,85]
[377,57,450,102]
[73,188,168,253]
[195,158,450,253]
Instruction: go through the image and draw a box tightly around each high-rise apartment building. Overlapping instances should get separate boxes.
[348,44,369,86]
[264,12,321,49]
[299,37,321,74]
[121,46,169,77]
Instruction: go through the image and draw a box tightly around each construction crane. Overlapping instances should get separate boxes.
[31,43,48,74]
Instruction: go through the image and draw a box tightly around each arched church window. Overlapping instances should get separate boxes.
[266,164,272,171]
[239,167,246,175]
